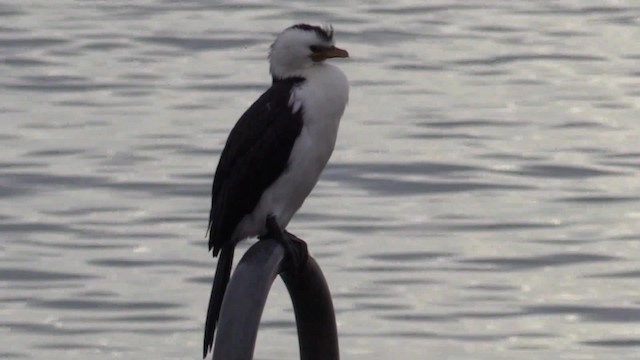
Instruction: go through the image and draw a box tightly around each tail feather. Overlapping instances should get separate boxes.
[203,246,234,358]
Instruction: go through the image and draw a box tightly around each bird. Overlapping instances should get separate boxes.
[203,24,349,358]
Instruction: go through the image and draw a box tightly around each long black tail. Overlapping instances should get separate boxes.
[203,245,234,358]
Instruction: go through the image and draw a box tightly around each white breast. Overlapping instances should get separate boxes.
[233,63,349,240]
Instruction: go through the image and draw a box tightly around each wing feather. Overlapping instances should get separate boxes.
[207,78,305,255]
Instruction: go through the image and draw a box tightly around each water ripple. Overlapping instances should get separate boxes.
[587,270,640,279]
[0,37,68,48]
[366,251,454,262]
[0,268,97,282]
[0,322,105,336]
[582,338,640,347]
[556,195,640,204]
[419,119,524,128]
[454,53,606,66]
[524,304,640,323]
[1,56,57,67]
[28,299,182,311]
[348,178,531,196]
[135,36,260,51]
[507,164,622,179]
[87,258,208,268]
[3,76,143,93]
[458,252,617,271]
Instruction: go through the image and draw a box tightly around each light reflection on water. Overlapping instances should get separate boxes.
[1,1,640,359]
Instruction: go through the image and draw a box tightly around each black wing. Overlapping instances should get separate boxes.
[208,77,305,255]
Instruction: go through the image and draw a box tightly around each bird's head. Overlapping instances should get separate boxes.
[269,24,349,81]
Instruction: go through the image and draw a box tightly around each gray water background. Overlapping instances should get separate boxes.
[2,1,640,359]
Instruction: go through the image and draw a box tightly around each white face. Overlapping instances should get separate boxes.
[269,27,334,79]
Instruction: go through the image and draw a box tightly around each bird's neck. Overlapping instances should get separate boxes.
[272,75,306,84]
[270,62,327,84]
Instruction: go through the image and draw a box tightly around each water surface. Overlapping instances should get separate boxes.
[2,1,640,359]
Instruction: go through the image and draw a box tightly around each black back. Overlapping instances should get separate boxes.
[208,77,305,255]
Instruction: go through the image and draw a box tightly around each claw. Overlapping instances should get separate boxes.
[261,216,309,275]
[265,215,285,240]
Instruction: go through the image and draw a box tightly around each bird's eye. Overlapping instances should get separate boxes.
[309,45,325,53]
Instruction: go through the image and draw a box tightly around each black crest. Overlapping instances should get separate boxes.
[289,23,334,42]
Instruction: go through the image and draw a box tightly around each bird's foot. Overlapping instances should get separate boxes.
[284,230,308,273]
[261,215,308,275]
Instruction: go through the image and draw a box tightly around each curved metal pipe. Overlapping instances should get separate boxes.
[211,239,339,360]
